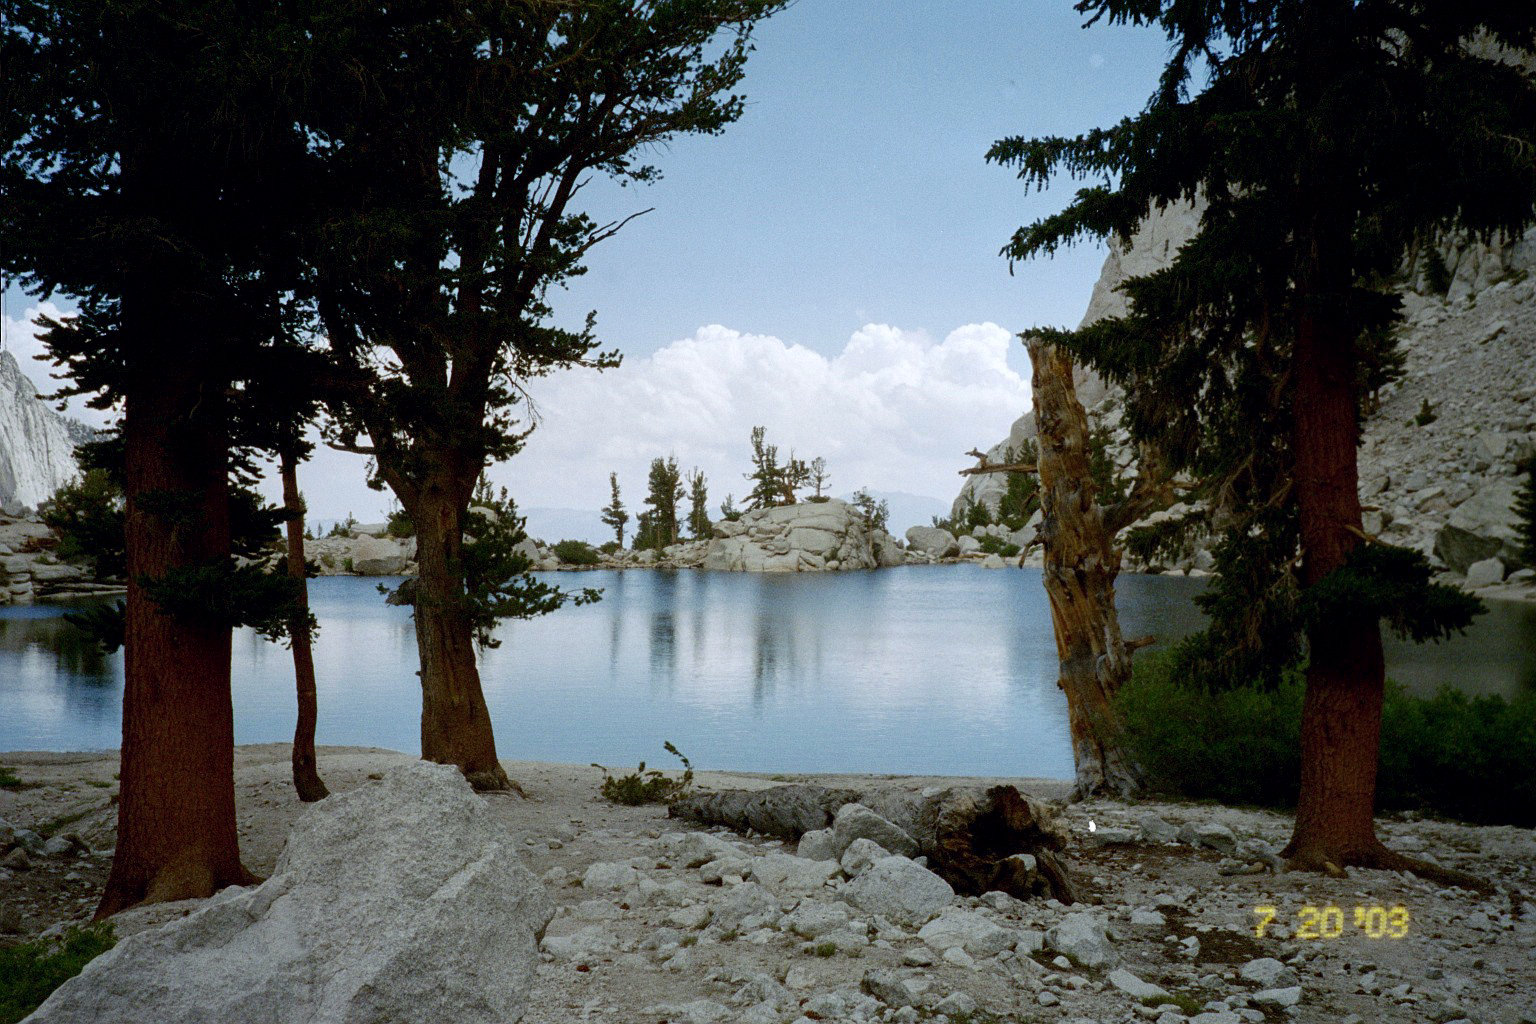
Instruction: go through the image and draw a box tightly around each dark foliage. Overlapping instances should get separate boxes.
[0,923,115,1024]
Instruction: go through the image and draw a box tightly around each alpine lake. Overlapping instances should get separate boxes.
[3,566,1533,780]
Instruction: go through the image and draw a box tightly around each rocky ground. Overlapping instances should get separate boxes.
[2,745,1534,1024]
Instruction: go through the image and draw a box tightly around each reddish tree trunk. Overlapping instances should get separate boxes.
[1027,336,1143,798]
[97,339,255,918]
[1282,185,1391,870]
[282,450,328,803]
[411,483,510,791]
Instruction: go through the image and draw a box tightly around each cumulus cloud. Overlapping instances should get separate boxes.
[493,321,1032,512]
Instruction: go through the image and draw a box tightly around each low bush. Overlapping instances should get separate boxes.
[0,766,25,791]
[0,923,115,1024]
[598,540,621,555]
[385,507,414,538]
[594,742,694,805]
[976,535,1021,557]
[551,539,600,565]
[1117,650,1536,825]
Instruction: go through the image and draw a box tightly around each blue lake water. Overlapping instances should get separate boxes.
[2,568,1533,778]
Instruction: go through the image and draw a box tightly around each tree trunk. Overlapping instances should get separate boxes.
[411,482,511,791]
[1282,214,1395,870]
[1026,335,1144,799]
[98,338,255,918]
[282,450,328,803]
[669,783,1078,903]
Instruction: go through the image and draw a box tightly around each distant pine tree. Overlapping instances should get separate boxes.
[600,472,628,547]
[642,457,684,549]
[1516,455,1536,566]
[686,469,712,539]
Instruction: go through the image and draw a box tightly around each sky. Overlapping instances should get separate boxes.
[1,1,1171,526]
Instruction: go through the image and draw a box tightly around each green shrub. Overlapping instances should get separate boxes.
[385,507,414,538]
[1412,398,1437,427]
[593,742,693,805]
[976,535,1021,557]
[963,499,992,530]
[0,923,115,1024]
[0,766,24,791]
[598,540,621,555]
[1117,650,1536,825]
[551,539,600,565]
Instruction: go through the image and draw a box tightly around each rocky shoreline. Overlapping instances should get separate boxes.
[1,745,1533,1024]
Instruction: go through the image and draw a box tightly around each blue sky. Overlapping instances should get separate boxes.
[3,2,1170,525]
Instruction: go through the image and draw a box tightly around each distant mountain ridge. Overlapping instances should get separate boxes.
[0,350,81,510]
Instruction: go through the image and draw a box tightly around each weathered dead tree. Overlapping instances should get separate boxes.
[669,783,1077,903]
[1026,335,1148,799]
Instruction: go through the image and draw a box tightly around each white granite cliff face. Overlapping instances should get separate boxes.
[953,204,1536,593]
[0,351,79,511]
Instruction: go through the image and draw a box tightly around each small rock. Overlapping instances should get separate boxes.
[1108,968,1170,1002]
[1129,909,1166,928]
[917,907,1016,957]
[839,837,890,877]
[1137,815,1178,843]
[581,861,639,890]
[2,848,30,871]
[832,803,919,859]
[1239,957,1296,988]
[1465,557,1506,587]
[1252,987,1302,1008]
[1037,990,1060,1006]
[935,992,977,1016]
[942,946,976,969]
[841,855,954,927]
[796,828,838,861]
[1045,911,1115,967]
[665,904,711,930]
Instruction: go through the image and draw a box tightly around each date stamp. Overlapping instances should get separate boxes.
[1253,904,1411,939]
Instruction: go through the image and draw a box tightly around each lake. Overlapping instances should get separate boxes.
[2,568,1533,779]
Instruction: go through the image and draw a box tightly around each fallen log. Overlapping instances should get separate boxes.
[669,783,1077,904]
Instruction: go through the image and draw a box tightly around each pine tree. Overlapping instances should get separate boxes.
[687,469,712,540]
[4,0,326,915]
[601,473,629,548]
[744,426,784,510]
[1516,455,1536,566]
[808,457,830,501]
[643,457,684,550]
[309,1,785,790]
[991,1,1531,881]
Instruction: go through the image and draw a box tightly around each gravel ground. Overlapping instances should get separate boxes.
[2,744,1533,1024]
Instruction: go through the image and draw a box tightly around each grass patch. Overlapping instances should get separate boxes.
[0,924,115,1024]
[593,742,693,806]
[0,767,26,791]
[679,935,698,948]
[84,780,112,790]
[1118,650,1536,826]
[812,941,837,958]
[36,808,93,840]
[1143,992,1203,1015]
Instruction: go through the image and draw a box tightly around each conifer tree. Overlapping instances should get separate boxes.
[1516,455,1536,566]
[643,457,684,550]
[687,469,712,540]
[601,472,629,548]
[808,457,830,501]
[744,426,784,510]
[4,0,323,915]
[308,1,785,789]
[991,1,1532,880]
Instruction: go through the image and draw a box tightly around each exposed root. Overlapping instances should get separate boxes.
[1284,840,1496,895]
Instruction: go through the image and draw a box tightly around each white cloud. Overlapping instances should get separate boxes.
[490,321,1032,513]
[0,299,115,427]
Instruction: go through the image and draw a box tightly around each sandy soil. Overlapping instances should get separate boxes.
[2,744,1533,1024]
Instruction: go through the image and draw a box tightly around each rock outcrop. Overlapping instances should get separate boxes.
[954,201,1536,596]
[0,352,80,512]
[701,499,891,572]
[24,762,553,1024]
[0,516,121,606]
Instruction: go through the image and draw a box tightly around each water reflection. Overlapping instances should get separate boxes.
[3,570,1533,777]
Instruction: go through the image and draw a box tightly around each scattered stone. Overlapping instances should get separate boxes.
[582,861,640,890]
[1108,968,1170,1002]
[796,828,838,862]
[1045,911,1115,967]
[832,803,919,859]
[917,907,1016,957]
[861,968,930,1007]
[839,837,890,877]
[1466,556,1507,587]
[1137,815,1178,843]
[841,855,955,927]
[784,901,850,939]
[1239,957,1296,988]
[2,847,30,871]
[748,852,839,894]
[21,763,552,1024]
[1252,986,1303,1008]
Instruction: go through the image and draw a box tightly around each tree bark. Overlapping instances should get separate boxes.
[1281,191,1398,870]
[410,481,511,791]
[281,450,328,803]
[98,324,255,918]
[1026,335,1144,799]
